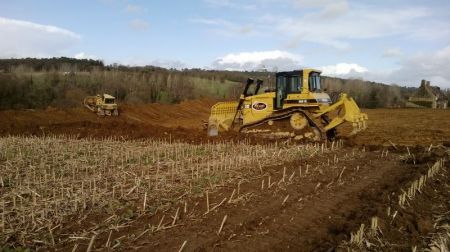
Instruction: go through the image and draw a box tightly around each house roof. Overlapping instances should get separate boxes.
[411,80,448,102]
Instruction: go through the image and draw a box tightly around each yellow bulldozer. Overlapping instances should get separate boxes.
[207,69,368,141]
[83,94,119,116]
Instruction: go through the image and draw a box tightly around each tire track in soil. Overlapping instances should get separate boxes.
[337,160,449,251]
[76,149,429,252]
[188,153,411,252]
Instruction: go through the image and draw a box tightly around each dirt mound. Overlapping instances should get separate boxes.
[120,99,215,129]
[1,103,450,147]
[0,99,218,142]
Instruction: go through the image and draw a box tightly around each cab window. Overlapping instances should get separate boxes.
[276,76,287,109]
[104,98,115,104]
[288,76,301,93]
[309,72,321,91]
[278,76,302,94]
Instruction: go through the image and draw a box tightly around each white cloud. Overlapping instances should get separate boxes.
[382,48,403,58]
[189,18,233,27]
[197,2,437,51]
[111,58,187,69]
[293,0,343,7]
[150,59,187,69]
[389,45,450,88]
[277,6,432,50]
[189,18,255,36]
[0,17,81,58]
[125,4,147,14]
[74,52,98,60]
[203,0,256,10]
[320,63,368,76]
[293,0,349,19]
[321,46,450,88]
[129,19,150,31]
[212,50,302,71]
[97,0,115,4]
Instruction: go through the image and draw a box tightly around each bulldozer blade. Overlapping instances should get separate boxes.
[317,93,368,137]
[207,101,239,135]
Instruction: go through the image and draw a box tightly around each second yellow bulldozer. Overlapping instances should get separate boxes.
[83,94,119,116]
[207,69,368,141]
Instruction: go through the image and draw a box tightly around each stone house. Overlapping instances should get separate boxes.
[408,80,448,109]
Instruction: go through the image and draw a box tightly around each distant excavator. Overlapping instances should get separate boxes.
[83,94,119,116]
[207,69,368,141]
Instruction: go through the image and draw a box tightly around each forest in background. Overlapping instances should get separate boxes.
[0,57,446,110]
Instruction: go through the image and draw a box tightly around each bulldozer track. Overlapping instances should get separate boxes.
[239,107,328,141]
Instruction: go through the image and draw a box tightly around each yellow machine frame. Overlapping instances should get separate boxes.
[208,69,368,140]
[83,94,119,116]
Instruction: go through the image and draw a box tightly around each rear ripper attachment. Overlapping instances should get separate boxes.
[207,69,368,141]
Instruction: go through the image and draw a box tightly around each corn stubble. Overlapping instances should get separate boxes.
[0,135,323,248]
[340,159,447,251]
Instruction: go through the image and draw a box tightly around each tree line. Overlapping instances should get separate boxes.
[0,57,441,110]
[0,57,104,73]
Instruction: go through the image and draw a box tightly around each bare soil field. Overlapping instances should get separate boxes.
[0,101,449,251]
[1,101,449,147]
[0,99,217,142]
[351,108,450,148]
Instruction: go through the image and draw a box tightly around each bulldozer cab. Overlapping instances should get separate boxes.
[103,94,116,104]
[275,69,322,109]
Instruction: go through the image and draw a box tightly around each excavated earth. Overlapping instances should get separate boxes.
[0,99,216,143]
[1,100,450,147]
[1,100,450,251]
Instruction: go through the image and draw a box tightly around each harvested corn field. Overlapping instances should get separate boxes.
[0,136,330,250]
[1,102,449,251]
[2,1,450,250]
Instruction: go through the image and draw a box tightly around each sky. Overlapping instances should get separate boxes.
[0,0,450,87]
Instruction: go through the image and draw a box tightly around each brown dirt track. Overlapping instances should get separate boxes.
[1,101,450,251]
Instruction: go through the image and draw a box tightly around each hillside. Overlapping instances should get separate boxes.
[0,57,433,110]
